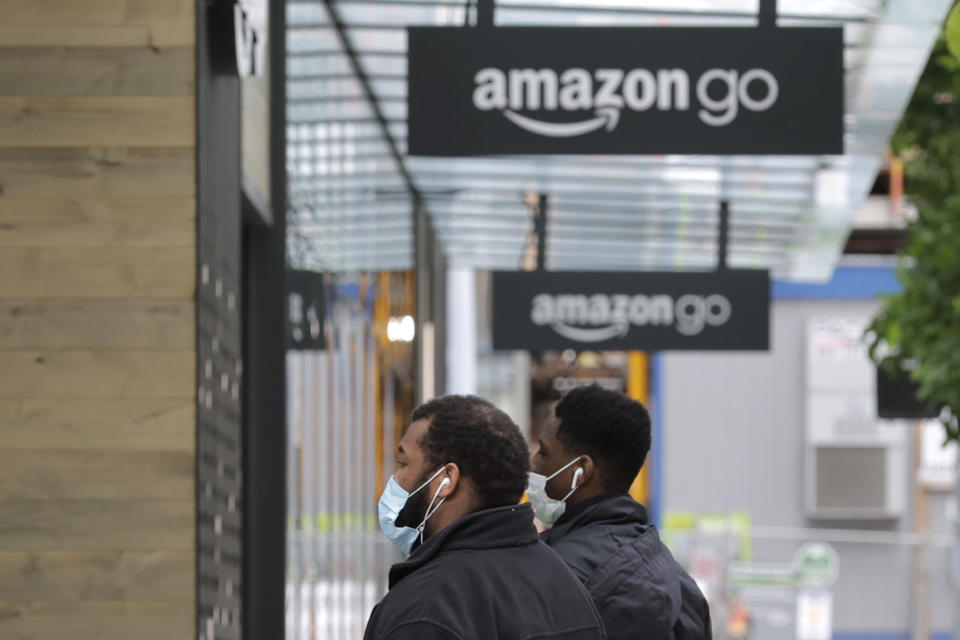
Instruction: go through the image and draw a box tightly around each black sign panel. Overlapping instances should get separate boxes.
[287,270,326,350]
[492,270,770,351]
[408,27,843,156]
[876,365,942,419]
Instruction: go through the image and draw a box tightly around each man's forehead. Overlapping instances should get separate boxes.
[398,418,430,453]
[542,417,560,440]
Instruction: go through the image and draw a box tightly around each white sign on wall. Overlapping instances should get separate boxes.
[805,317,907,519]
[796,591,833,640]
[919,420,958,489]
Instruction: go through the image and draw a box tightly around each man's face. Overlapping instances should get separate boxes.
[392,418,435,528]
[532,417,578,501]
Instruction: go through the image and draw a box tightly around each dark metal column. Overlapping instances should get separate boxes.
[717,200,730,271]
[535,195,548,272]
[414,197,447,402]
[241,0,287,638]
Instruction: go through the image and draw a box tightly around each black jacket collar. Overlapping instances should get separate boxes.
[543,494,648,544]
[389,503,540,588]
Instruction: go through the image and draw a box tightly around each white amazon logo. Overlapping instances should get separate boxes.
[473,67,778,136]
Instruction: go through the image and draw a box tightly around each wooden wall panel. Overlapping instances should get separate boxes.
[0,0,198,637]
[0,47,195,97]
[0,550,193,602]
[0,247,195,298]
[0,450,193,500]
[0,300,195,349]
[0,196,195,246]
[0,399,194,452]
[0,148,195,197]
[0,350,195,399]
[0,0,194,48]
[0,500,194,551]
[0,97,194,147]
[0,601,194,640]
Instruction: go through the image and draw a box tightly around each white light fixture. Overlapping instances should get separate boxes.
[387,315,416,343]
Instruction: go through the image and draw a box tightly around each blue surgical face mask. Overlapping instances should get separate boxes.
[378,466,448,554]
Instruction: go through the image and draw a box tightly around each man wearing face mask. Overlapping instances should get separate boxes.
[530,385,711,640]
[367,394,606,640]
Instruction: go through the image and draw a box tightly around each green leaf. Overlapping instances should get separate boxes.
[936,54,960,71]
[947,3,960,61]
[884,322,902,349]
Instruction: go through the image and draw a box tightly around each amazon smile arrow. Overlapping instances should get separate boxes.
[502,107,621,138]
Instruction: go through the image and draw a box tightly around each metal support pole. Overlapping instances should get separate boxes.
[414,197,432,403]
[536,194,548,272]
[717,200,730,271]
[242,0,288,635]
[758,0,776,28]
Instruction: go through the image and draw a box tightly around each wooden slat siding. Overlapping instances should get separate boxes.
[0,0,194,26]
[0,450,193,501]
[0,550,193,602]
[0,602,194,640]
[0,196,195,218]
[0,216,194,247]
[0,97,194,147]
[0,247,195,298]
[0,48,195,97]
[0,0,194,48]
[0,196,195,246]
[0,501,194,551]
[0,399,194,452]
[0,25,193,49]
[0,0,197,637]
[0,350,195,399]
[0,148,195,197]
[0,300,195,349]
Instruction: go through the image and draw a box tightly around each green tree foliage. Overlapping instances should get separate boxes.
[868,2,960,442]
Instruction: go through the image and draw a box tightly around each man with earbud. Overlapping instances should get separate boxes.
[530,385,712,640]
[366,394,606,640]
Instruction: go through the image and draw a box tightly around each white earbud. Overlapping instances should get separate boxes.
[571,468,584,490]
[438,477,451,491]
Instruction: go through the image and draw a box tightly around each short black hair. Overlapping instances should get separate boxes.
[412,395,529,509]
[554,385,651,493]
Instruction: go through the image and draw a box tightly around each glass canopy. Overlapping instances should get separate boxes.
[286,0,950,280]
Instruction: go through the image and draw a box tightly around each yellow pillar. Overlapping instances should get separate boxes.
[627,351,650,504]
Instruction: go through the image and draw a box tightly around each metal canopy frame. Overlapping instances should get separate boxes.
[286,0,952,281]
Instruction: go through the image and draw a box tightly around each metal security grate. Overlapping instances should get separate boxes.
[197,0,245,636]
[197,233,244,640]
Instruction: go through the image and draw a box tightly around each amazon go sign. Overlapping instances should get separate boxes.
[408,27,843,156]
[492,271,770,351]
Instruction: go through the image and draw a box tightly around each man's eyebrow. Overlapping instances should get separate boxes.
[397,444,406,455]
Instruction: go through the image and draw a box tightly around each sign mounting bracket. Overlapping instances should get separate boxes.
[477,0,494,28]
[718,200,730,272]
[759,0,777,29]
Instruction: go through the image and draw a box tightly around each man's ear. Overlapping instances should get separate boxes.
[577,455,595,488]
[437,463,461,499]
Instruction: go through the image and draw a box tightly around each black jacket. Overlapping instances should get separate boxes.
[364,503,606,640]
[542,495,711,640]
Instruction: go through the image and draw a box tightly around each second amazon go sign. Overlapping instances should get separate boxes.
[407,27,843,156]
[492,271,770,351]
